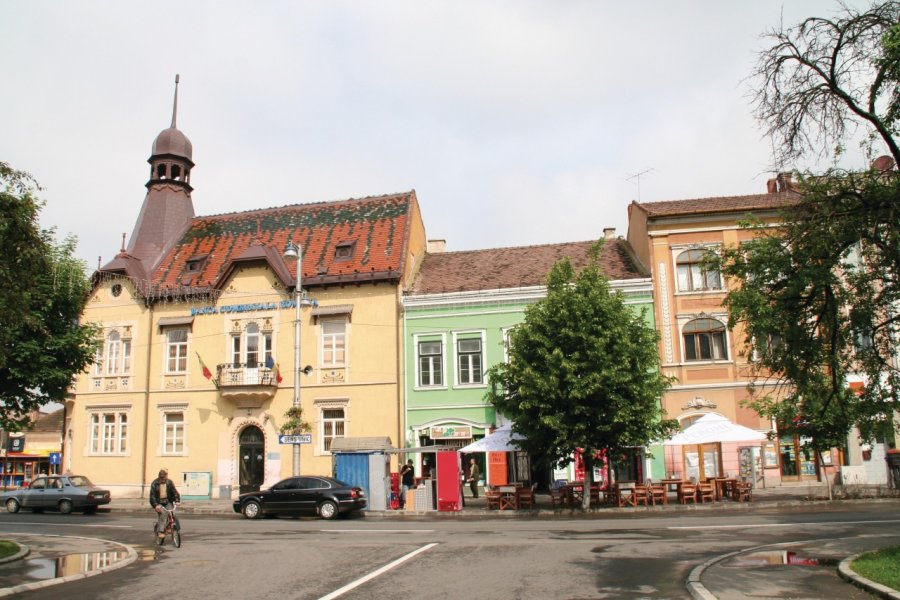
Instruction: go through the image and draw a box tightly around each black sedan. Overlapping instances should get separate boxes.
[2,475,111,514]
[233,475,366,520]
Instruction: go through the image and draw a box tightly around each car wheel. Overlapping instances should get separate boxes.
[58,500,73,515]
[242,500,262,519]
[5,499,20,514]
[318,500,338,520]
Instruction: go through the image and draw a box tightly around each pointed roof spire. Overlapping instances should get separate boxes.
[171,74,180,128]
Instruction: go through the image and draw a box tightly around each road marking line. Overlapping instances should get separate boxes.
[318,542,438,600]
[323,529,434,533]
[670,518,900,530]
[0,522,133,529]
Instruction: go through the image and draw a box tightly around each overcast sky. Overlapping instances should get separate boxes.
[2,1,876,269]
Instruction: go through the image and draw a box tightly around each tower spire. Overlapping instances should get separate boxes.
[171,74,180,128]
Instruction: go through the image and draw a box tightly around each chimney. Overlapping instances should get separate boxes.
[603,227,616,240]
[427,239,446,253]
[775,172,793,192]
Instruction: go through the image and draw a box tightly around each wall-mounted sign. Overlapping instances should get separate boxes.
[430,426,472,440]
[279,434,312,445]
[7,437,24,452]
[191,300,298,317]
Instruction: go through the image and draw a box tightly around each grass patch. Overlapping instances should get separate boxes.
[0,540,20,560]
[851,545,900,591]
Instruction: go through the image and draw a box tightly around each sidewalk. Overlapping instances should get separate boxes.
[106,482,896,517]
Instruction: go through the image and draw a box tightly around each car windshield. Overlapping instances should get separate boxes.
[68,476,93,487]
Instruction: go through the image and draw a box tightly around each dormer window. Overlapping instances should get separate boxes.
[185,254,208,272]
[334,241,355,261]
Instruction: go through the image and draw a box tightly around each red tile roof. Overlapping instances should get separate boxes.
[408,239,648,295]
[634,191,798,218]
[152,191,417,291]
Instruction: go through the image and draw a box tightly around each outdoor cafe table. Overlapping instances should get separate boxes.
[564,482,585,506]
[659,478,684,501]
[497,485,519,510]
[711,477,736,501]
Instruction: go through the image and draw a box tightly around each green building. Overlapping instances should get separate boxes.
[401,235,659,485]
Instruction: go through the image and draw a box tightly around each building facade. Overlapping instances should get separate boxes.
[402,235,662,486]
[627,174,823,486]
[67,87,426,499]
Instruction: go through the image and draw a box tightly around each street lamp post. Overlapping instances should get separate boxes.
[283,240,302,476]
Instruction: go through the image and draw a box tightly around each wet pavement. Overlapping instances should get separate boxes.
[0,533,137,597]
[0,484,897,599]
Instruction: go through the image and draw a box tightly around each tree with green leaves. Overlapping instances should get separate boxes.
[0,162,99,432]
[485,242,675,509]
[752,1,900,167]
[716,1,900,470]
[715,170,899,459]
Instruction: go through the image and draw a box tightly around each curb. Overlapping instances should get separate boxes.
[839,554,900,600]
[0,535,138,598]
[0,544,29,565]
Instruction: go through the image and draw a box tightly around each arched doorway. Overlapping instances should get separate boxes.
[239,426,265,493]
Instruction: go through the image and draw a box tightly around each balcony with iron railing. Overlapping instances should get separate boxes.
[215,363,279,408]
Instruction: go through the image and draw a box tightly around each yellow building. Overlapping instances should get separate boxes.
[66,84,426,499]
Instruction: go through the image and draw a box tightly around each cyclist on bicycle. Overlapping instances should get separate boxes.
[149,468,181,544]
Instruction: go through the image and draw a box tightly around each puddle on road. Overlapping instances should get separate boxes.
[17,550,129,581]
[729,550,839,567]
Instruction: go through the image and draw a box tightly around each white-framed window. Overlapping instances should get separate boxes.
[100,331,131,375]
[230,322,273,367]
[162,411,185,455]
[456,338,483,385]
[675,248,722,292]
[166,329,188,373]
[321,408,345,453]
[751,332,783,362]
[682,318,729,361]
[321,320,346,367]
[418,340,443,387]
[89,411,129,455]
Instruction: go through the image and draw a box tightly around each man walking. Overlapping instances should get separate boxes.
[467,457,480,498]
[399,459,414,508]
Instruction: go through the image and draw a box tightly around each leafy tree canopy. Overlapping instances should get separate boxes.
[486,242,676,507]
[753,1,900,167]
[0,162,99,431]
[714,169,899,449]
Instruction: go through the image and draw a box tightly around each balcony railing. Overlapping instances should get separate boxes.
[214,363,278,408]
[215,363,278,387]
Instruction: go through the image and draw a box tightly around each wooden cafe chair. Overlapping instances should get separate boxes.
[697,481,715,503]
[647,480,667,505]
[679,481,697,504]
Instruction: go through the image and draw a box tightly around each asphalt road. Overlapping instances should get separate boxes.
[1,502,898,599]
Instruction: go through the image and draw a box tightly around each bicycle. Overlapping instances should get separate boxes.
[153,503,181,548]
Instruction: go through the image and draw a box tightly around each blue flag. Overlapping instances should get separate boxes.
[265,355,275,369]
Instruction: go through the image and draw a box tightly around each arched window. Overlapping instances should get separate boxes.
[230,322,272,368]
[156,163,167,179]
[104,331,131,374]
[676,249,722,292]
[171,165,182,181]
[682,318,728,361]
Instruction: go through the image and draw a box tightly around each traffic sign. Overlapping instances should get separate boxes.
[279,434,312,444]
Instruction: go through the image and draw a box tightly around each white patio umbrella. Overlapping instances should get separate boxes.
[663,413,767,445]
[459,425,525,452]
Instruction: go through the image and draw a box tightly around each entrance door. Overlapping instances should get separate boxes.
[239,426,265,493]
[779,435,818,481]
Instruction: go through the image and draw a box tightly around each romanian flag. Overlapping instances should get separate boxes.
[275,363,283,384]
[197,353,212,380]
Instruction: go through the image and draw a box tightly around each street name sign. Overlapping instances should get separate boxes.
[279,434,312,444]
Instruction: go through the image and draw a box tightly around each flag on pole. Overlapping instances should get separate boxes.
[265,355,275,369]
[196,353,212,380]
[275,363,283,384]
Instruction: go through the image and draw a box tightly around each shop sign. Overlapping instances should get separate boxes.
[6,437,24,452]
[430,426,471,439]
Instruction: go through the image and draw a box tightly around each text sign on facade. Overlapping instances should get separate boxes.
[430,425,471,439]
[279,434,312,444]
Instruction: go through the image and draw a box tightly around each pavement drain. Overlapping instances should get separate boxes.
[728,550,839,567]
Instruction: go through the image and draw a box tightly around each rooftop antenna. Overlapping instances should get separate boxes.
[625,167,654,201]
[171,74,180,128]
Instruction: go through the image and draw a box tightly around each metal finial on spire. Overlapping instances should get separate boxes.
[171,74,180,128]
[121,233,127,253]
